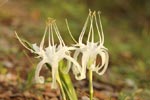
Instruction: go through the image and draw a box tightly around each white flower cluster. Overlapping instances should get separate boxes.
[15,11,109,89]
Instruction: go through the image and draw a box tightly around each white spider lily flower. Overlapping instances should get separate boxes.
[15,18,81,88]
[37,19,82,88]
[72,10,109,79]
[16,18,82,89]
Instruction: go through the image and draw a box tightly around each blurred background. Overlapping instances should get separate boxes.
[0,0,150,100]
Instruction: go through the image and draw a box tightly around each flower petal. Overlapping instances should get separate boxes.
[64,55,84,80]
[51,62,58,89]
[32,44,40,52]
[15,32,33,52]
[95,49,109,75]
[81,52,89,78]
[35,59,47,84]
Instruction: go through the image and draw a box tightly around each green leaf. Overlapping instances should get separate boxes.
[58,61,78,100]
[45,61,78,100]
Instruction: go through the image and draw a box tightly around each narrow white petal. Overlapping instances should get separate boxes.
[72,49,86,79]
[98,51,106,69]
[32,44,40,52]
[40,26,48,49]
[96,49,109,75]
[51,63,58,89]
[67,46,76,51]
[73,50,80,60]
[65,55,81,72]
[35,59,47,84]
[72,49,80,69]
[64,55,84,80]
[81,53,89,78]
[15,32,33,52]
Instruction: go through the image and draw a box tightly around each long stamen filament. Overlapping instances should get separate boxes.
[79,11,91,43]
[65,19,78,44]
[40,25,48,49]
[54,23,65,46]
[91,12,95,42]
[87,14,92,42]
[48,24,51,46]
[98,11,104,44]
[50,24,54,46]
[94,12,102,44]
[53,24,63,46]
[53,23,65,46]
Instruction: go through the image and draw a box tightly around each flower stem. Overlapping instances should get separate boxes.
[56,74,67,100]
[58,69,78,100]
[89,70,93,100]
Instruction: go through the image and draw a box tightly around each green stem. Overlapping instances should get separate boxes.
[89,70,93,100]
[46,62,78,100]
[56,74,67,100]
[59,69,78,100]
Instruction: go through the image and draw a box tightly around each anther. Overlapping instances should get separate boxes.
[93,11,96,16]
[89,9,92,16]
[46,18,56,26]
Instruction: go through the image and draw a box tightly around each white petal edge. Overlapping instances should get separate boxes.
[95,49,109,75]
[51,63,58,89]
[35,59,47,84]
